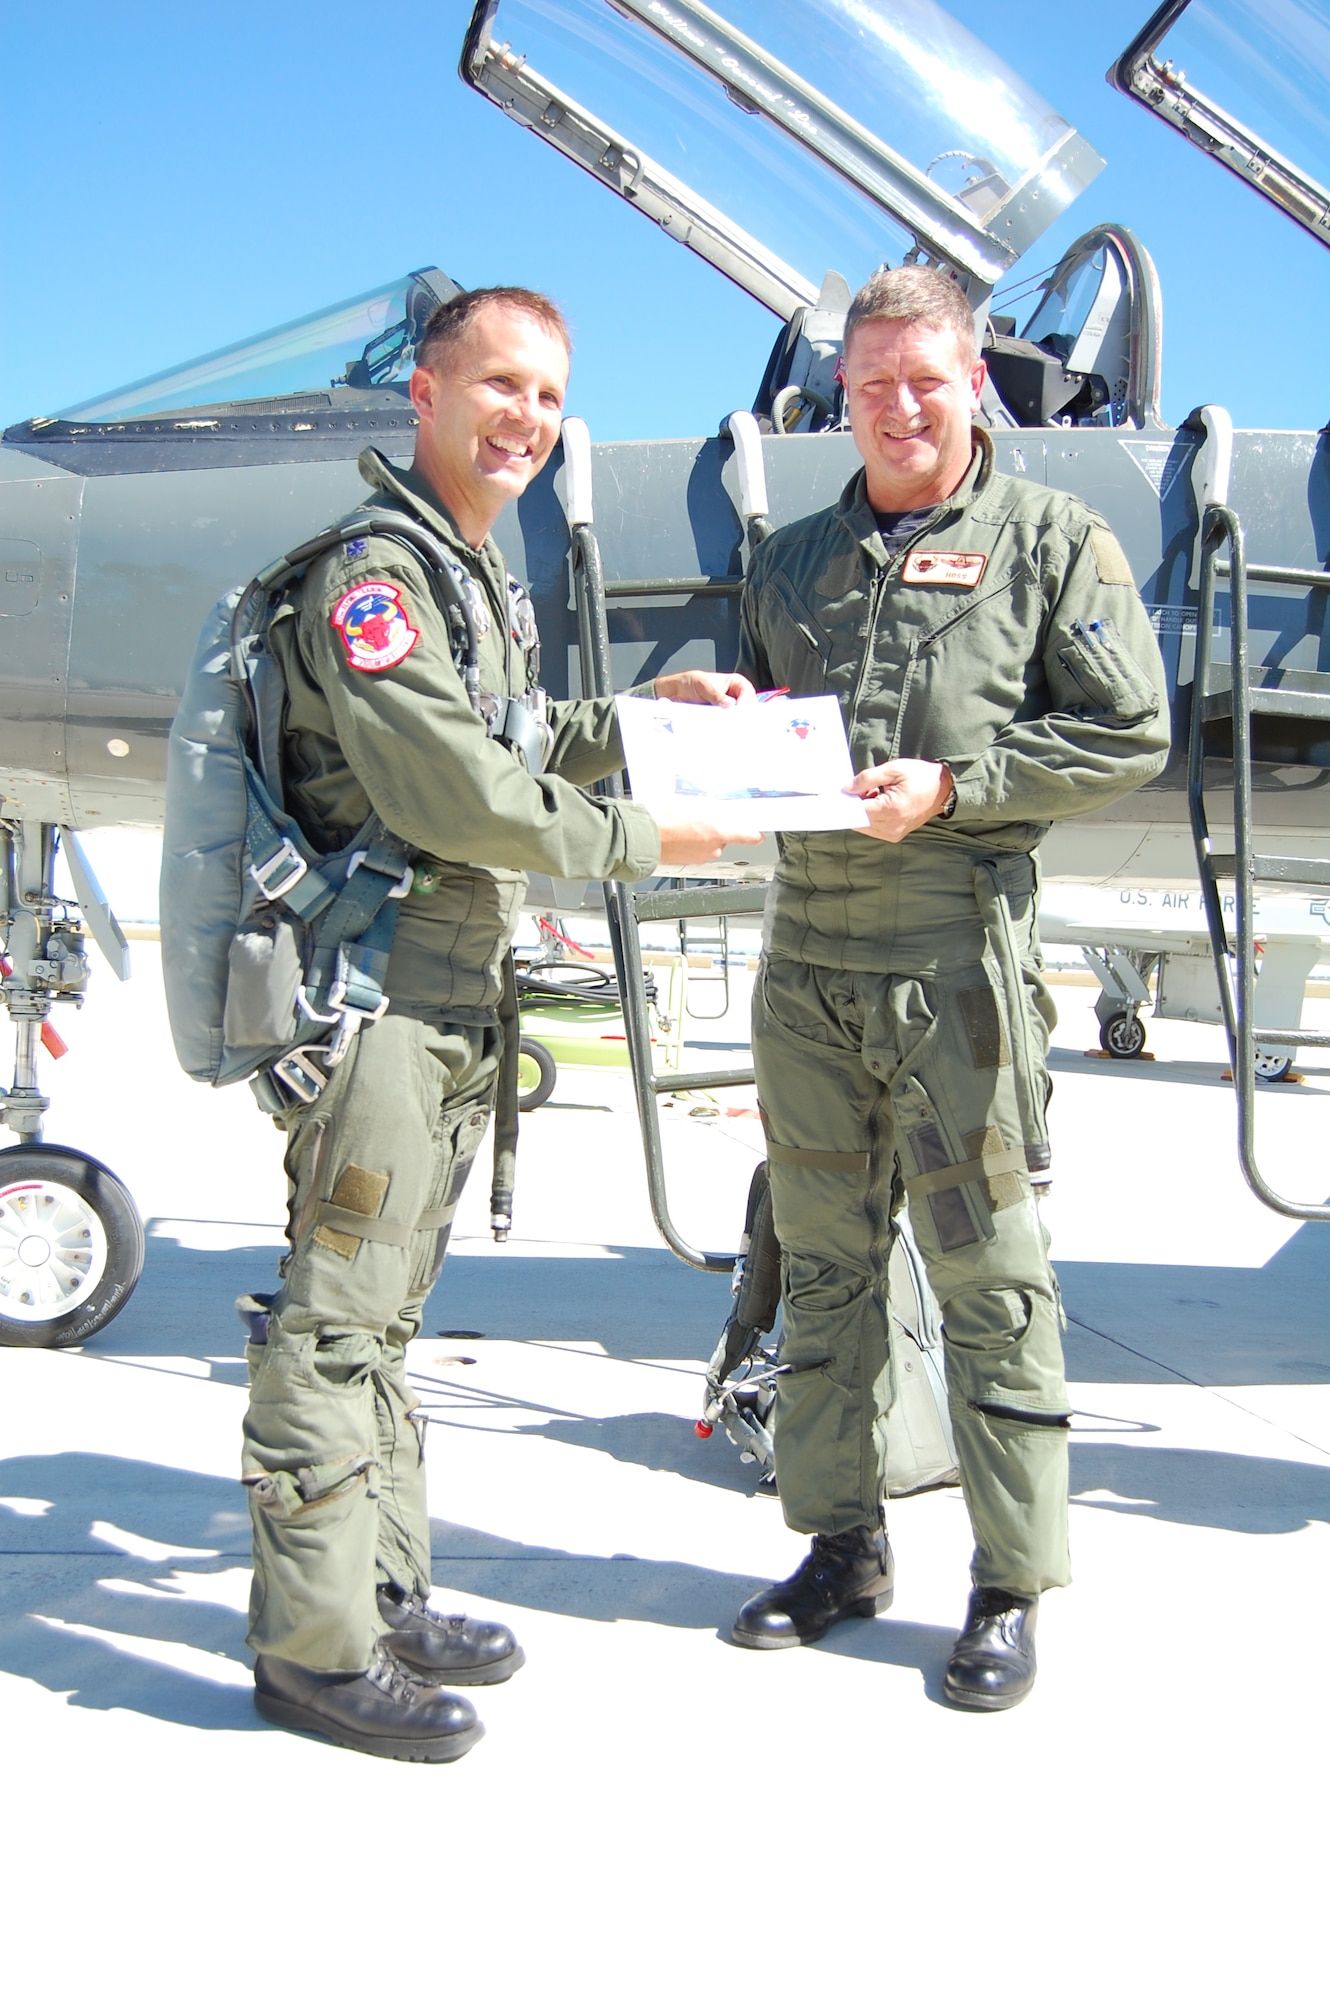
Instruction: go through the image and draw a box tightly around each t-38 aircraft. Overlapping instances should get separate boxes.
[2,0,1328,1346]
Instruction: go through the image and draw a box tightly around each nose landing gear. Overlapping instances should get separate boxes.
[0,1145,145,1347]
[1,817,144,1346]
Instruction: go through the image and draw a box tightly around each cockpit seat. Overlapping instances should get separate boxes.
[982,326,1106,428]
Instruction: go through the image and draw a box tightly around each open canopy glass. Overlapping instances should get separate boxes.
[1112,0,1330,249]
[463,0,1103,310]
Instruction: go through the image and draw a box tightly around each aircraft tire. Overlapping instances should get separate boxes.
[1099,1011,1146,1060]
[1254,1050,1294,1083]
[516,1037,557,1113]
[0,1145,145,1348]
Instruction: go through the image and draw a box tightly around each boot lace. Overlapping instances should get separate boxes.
[802,1526,879,1593]
[968,1588,1031,1631]
[392,1590,470,1635]
[366,1642,425,1705]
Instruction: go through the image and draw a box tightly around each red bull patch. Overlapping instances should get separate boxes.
[330,581,419,673]
[900,549,988,588]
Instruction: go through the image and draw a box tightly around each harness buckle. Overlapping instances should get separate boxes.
[268,1011,363,1105]
[296,988,339,1027]
[327,976,390,1023]
[250,839,308,901]
[270,1045,331,1104]
[345,849,414,899]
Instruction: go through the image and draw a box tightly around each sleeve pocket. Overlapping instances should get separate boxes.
[1051,618,1158,726]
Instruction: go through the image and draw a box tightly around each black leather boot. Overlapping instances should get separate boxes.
[731,1521,894,1649]
[254,1640,483,1760]
[943,1587,1039,1710]
[377,1586,525,1685]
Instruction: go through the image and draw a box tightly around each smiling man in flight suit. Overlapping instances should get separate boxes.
[243,286,757,1760]
[729,266,1169,1707]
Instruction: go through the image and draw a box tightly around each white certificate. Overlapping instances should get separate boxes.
[615,693,869,833]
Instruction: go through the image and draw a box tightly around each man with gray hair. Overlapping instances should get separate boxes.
[729,264,1169,1707]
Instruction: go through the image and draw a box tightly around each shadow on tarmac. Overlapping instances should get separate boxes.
[1058,1211,1330,1386]
[1046,1046,1330,1093]
[94,1212,1330,1393]
[96,1225,739,1366]
[1069,1442,1330,1531]
[5,1421,1330,1729]
[513,1410,763,1494]
[8,1206,1327,1731]
[0,1452,256,1731]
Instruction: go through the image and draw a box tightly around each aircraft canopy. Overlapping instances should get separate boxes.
[463,0,1104,309]
[1112,0,1330,251]
[57,270,456,422]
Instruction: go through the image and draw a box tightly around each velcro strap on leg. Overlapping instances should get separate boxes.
[761,1110,868,1173]
[312,1202,412,1247]
[905,1147,1026,1199]
[764,1140,870,1172]
[415,1202,458,1231]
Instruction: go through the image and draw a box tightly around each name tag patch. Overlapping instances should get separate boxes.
[901,549,988,588]
[330,581,420,673]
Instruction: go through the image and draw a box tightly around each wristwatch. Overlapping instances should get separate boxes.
[938,764,958,819]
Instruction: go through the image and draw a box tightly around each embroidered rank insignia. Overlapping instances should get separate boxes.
[330,582,420,673]
[901,549,988,588]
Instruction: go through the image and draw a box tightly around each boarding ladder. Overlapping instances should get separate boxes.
[558,414,774,1270]
[1188,501,1330,1220]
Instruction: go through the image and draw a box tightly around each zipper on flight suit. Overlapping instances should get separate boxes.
[846,510,952,757]
[850,539,1028,765]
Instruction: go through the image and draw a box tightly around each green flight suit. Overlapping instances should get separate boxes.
[739,436,1170,1596]
[243,449,660,1671]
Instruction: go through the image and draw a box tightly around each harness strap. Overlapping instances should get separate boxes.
[303,828,415,1019]
[242,778,337,921]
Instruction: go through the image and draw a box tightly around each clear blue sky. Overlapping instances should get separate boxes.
[2,1,1326,438]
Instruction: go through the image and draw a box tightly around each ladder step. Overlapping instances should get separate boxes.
[1208,854,1330,886]
[630,883,768,923]
[1201,684,1330,723]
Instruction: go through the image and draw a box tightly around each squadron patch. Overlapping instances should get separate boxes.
[901,549,988,588]
[329,581,420,673]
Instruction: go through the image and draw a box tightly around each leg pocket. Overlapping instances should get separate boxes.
[414,1099,493,1294]
[755,957,858,1049]
[246,1325,318,1404]
[895,1080,999,1255]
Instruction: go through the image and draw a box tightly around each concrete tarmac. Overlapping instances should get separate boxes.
[2,904,1328,1997]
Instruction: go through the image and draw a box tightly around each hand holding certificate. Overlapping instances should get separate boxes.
[616,693,870,834]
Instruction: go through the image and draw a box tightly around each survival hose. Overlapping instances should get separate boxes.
[972,857,1052,1183]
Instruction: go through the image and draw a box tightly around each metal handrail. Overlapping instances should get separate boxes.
[1215,560,1330,589]
[603,576,744,598]
[1188,503,1330,1222]
[565,507,744,1271]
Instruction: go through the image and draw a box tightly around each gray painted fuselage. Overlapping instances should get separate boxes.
[2,415,1328,886]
